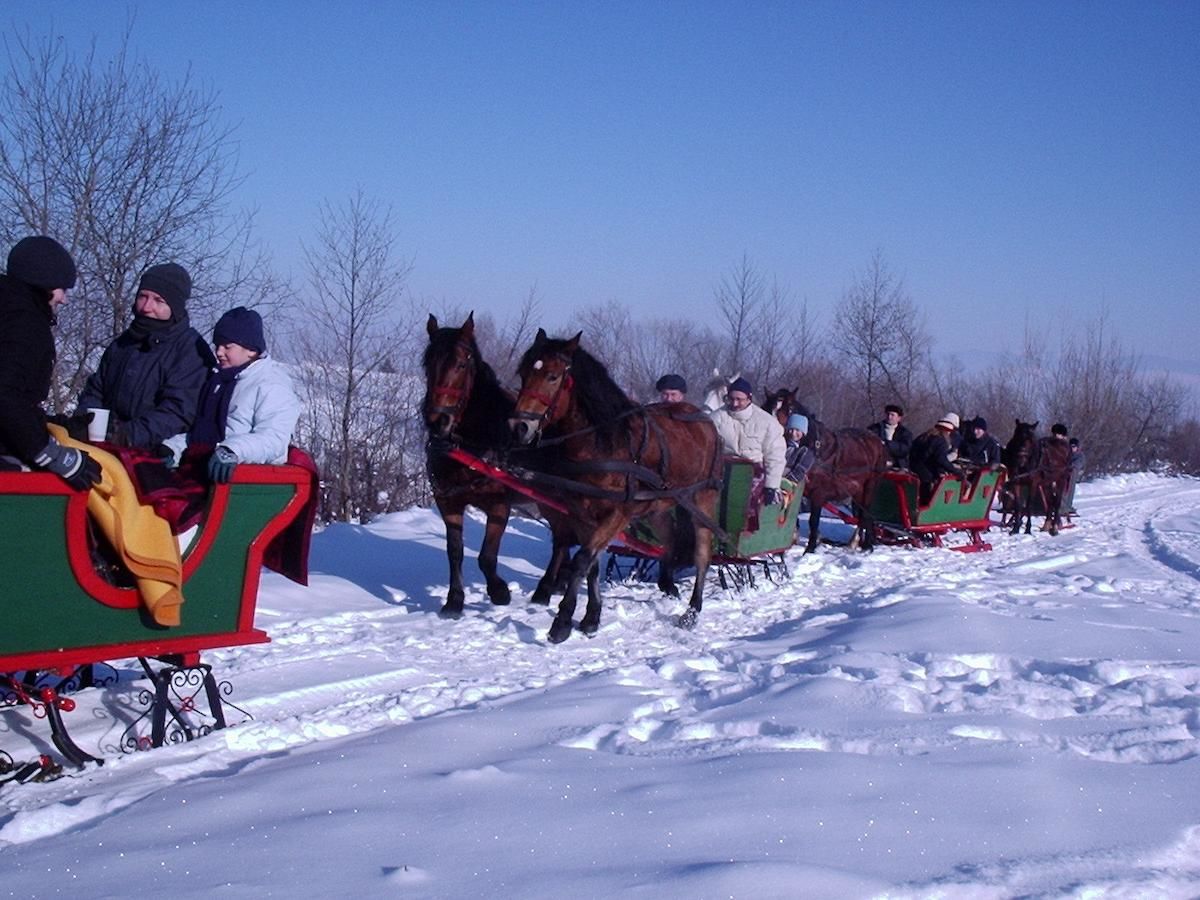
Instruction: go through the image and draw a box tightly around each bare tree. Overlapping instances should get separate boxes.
[714,253,765,375]
[831,250,931,421]
[293,191,413,522]
[0,26,273,409]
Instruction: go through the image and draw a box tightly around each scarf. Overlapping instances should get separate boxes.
[188,362,250,446]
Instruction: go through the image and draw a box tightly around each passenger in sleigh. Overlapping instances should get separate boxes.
[910,412,964,505]
[160,307,301,478]
[709,376,787,509]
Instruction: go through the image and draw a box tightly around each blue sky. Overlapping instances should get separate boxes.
[9,1,1199,364]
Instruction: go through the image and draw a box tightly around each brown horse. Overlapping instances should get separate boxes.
[509,330,723,642]
[762,391,887,553]
[423,314,571,618]
[1003,421,1071,535]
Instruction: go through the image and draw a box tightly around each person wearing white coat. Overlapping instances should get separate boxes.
[161,307,300,482]
[708,376,787,505]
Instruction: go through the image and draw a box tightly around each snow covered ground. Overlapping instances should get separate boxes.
[3,473,1200,898]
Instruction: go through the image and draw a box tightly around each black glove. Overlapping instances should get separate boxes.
[106,419,130,447]
[33,438,102,491]
[47,410,95,442]
[208,445,238,483]
[763,487,781,507]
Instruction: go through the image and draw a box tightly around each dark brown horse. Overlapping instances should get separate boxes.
[762,391,887,553]
[423,314,571,618]
[1002,420,1071,535]
[509,330,723,642]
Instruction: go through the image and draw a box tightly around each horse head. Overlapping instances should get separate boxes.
[509,328,581,445]
[701,369,738,413]
[1003,419,1039,472]
[423,312,480,441]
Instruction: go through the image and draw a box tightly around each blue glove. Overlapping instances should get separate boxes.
[208,445,239,483]
[34,438,102,491]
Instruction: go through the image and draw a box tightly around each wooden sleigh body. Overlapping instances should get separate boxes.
[0,463,312,772]
[866,465,1006,552]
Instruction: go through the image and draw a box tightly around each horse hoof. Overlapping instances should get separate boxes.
[547,618,573,644]
[438,606,463,620]
[578,619,599,636]
[489,585,512,606]
[529,589,551,606]
[675,608,699,630]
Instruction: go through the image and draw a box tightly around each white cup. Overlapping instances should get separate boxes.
[86,408,110,443]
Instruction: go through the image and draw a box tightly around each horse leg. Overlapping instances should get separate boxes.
[478,503,512,605]
[578,557,604,635]
[676,512,714,630]
[552,513,626,642]
[804,499,821,554]
[548,547,590,643]
[532,522,572,605]
[437,501,467,619]
[651,509,682,599]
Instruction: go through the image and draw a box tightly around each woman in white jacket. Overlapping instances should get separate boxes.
[161,307,301,482]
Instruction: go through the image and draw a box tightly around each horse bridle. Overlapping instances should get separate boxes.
[426,339,476,432]
[512,352,574,436]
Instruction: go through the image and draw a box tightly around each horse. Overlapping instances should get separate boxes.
[763,390,887,554]
[1002,420,1071,536]
[763,387,801,427]
[509,330,723,642]
[422,313,572,618]
[701,369,739,413]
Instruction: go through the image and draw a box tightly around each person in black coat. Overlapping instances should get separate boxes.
[867,403,913,469]
[77,263,215,448]
[910,412,963,504]
[0,236,101,490]
[959,417,1003,467]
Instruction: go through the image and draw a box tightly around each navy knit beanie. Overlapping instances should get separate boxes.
[213,306,265,352]
[6,236,77,290]
[727,376,753,397]
[137,263,191,318]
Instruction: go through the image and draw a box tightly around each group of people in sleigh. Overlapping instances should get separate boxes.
[0,235,303,624]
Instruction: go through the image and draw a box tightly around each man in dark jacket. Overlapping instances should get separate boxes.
[77,262,215,448]
[959,417,1003,467]
[0,236,101,490]
[867,403,913,469]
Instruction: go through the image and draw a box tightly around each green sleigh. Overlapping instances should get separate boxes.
[0,464,313,770]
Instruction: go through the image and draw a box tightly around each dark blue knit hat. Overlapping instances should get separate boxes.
[7,236,77,290]
[727,376,753,396]
[213,306,265,352]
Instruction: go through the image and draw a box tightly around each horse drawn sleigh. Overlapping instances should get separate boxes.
[0,454,315,779]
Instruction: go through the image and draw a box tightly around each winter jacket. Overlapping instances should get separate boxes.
[867,420,913,469]
[960,433,1003,467]
[78,317,215,448]
[784,439,815,484]
[910,427,960,498]
[0,274,55,463]
[162,356,300,464]
[710,403,787,489]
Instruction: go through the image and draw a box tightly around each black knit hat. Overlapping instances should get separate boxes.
[1051,423,1068,437]
[655,373,687,393]
[884,403,903,416]
[213,306,265,352]
[137,263,191,318]
[6,236,77,290]
[974,417,988,431]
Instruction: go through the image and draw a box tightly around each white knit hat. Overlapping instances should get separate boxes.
[936,412,960,430]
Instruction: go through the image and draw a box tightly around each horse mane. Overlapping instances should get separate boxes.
[425,326,514,448]
[520,337,635,452]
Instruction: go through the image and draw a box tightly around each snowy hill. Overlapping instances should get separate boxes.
[3,474,1200,897]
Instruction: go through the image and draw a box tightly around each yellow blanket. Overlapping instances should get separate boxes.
[47,424,185,627]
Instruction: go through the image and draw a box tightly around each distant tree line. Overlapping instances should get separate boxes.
[3,27,1196,524]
